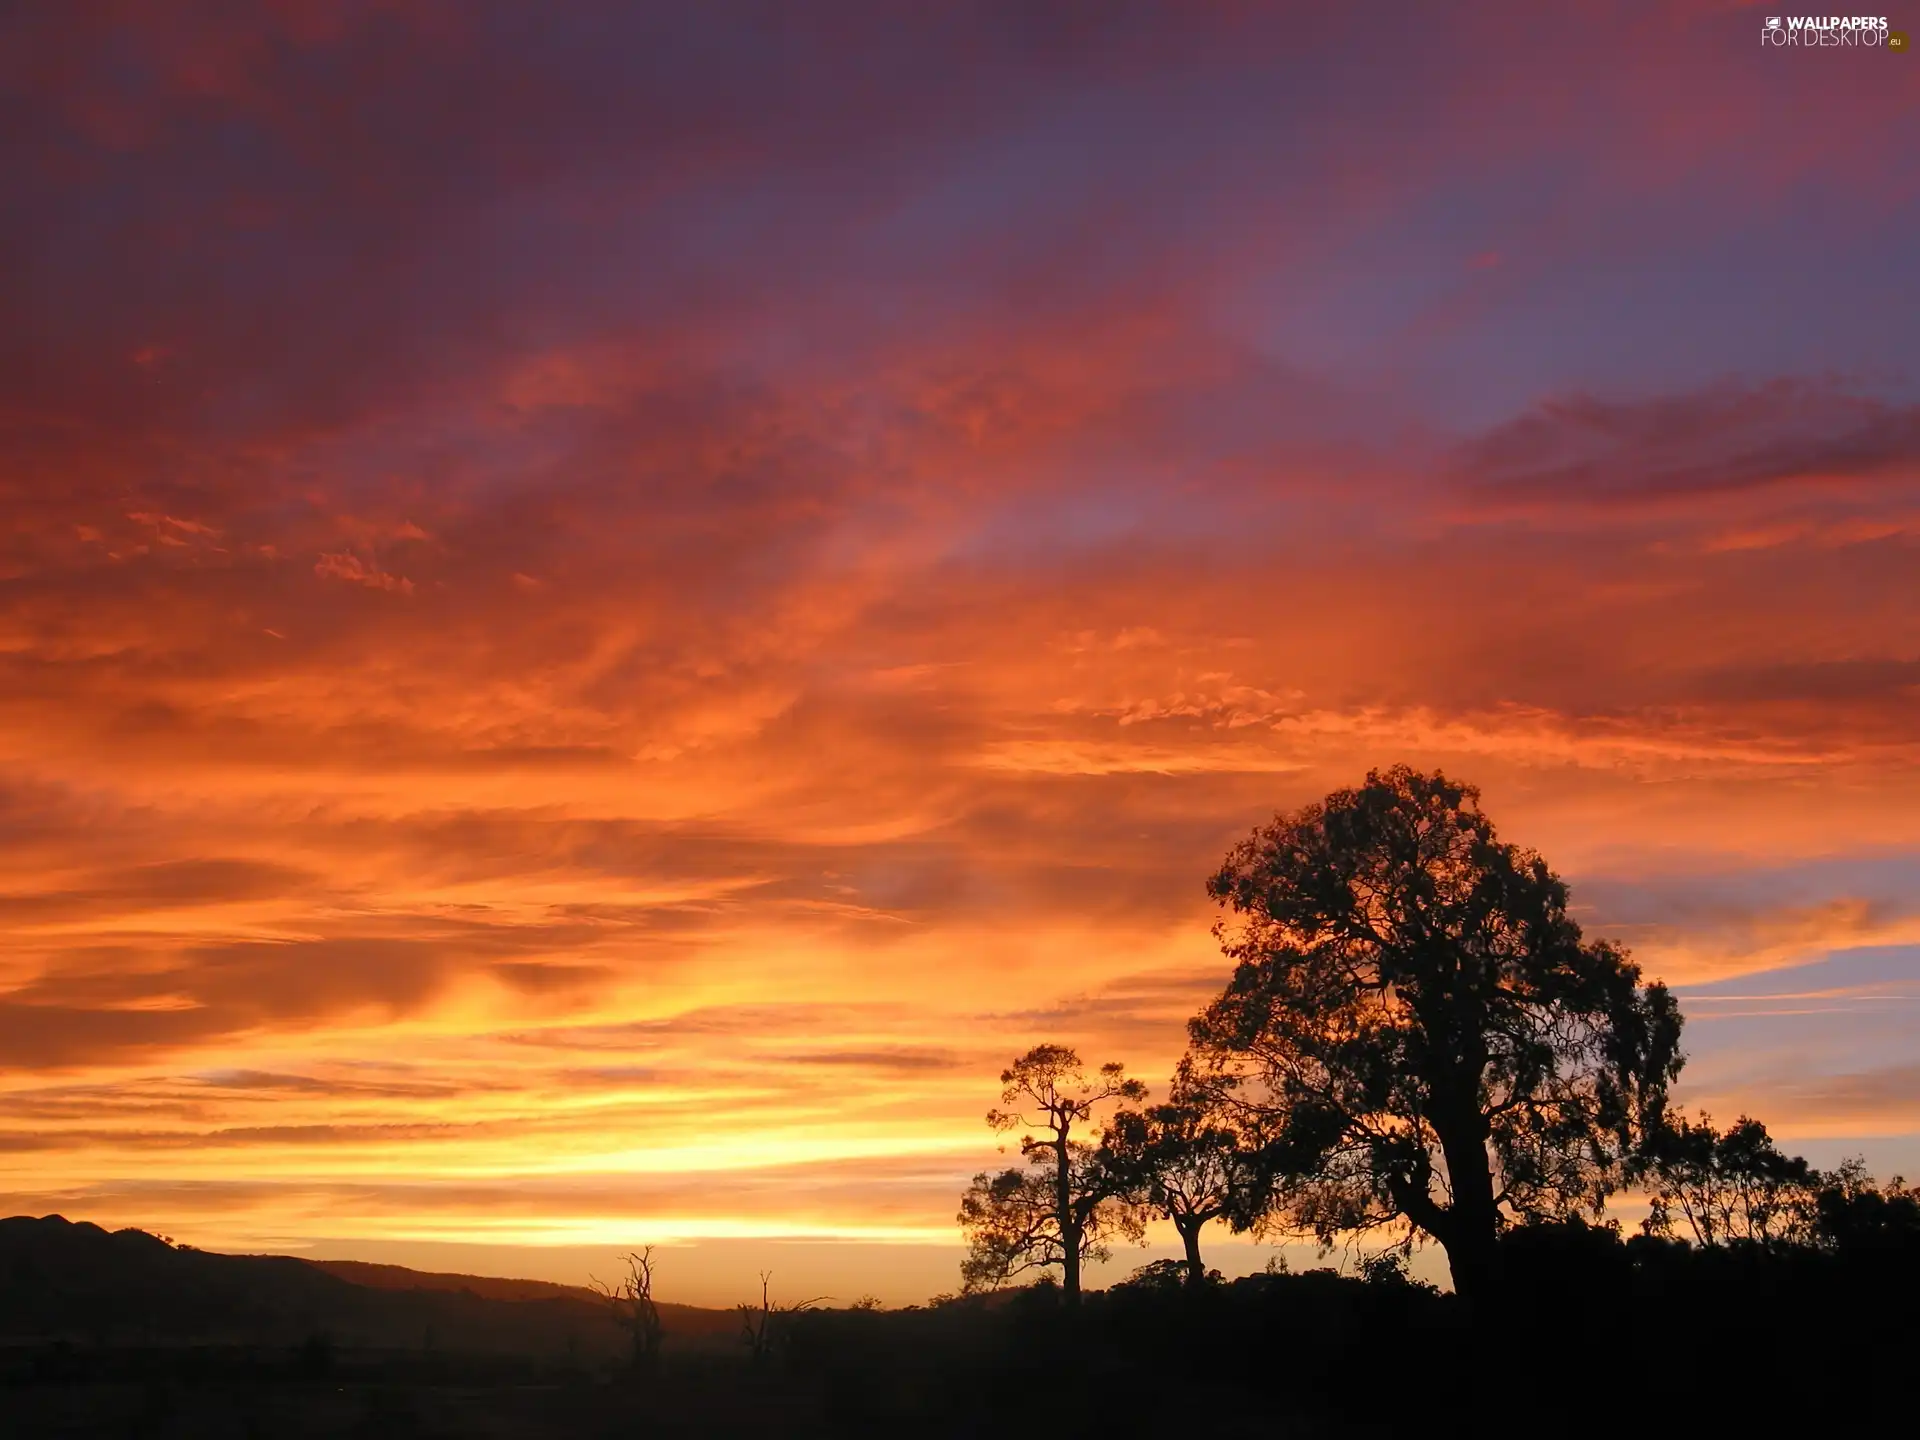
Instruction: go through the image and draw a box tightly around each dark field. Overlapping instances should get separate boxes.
[3,1215,1916,1438]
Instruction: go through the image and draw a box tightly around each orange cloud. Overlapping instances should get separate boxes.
[314,551,415,594]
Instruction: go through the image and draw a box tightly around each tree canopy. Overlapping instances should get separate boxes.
[1101,1086,1249,1288]
[1187,766,1684,1297]
[1636,1112,1818,1247]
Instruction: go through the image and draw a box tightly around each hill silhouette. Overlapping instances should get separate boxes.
[0,1215,735,1358]
[305,1256,737,1343]
[307,1258,599,1305]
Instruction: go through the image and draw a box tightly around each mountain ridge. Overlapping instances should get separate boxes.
[0,1214,737,1356]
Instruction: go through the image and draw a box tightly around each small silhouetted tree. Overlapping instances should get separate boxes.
[739,1271,777,1363]
[958,1044,1146,1303]
[1637,1113,1818,1247]
[737,1271,823,1365]
[1188,767,1684,1299]
[1102,1083,1250,1288]
[591,1248,664,1372]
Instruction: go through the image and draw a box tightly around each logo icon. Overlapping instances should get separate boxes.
[1766,16,1781,27]
[1891,29,1909,48]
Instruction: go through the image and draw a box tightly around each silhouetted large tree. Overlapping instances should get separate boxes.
[1188,767,1683,1299]
[958,1044,1145,1303]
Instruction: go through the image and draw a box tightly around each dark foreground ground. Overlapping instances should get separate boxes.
[2,1215,1915,1437]
[5,1362,911,1440]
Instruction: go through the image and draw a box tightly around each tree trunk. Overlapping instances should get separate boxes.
[1435,1108,1499,1301]
[1054,1137,1080,1305]
[1441,1224,1498,1301]
[1177,1217,1206,1288]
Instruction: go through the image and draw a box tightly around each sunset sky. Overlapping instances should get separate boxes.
[3,2,1917,1305]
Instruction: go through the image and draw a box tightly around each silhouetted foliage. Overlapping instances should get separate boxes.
[1355,1249,1434,1289]
[1636,1112,1818,1246]
[1811,1157,1920,1254]
[1188,766,1685,1297]
[959,1045,1145,1303]
[1100,1084,1250,1287]
[1110,1257,1205,1293]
